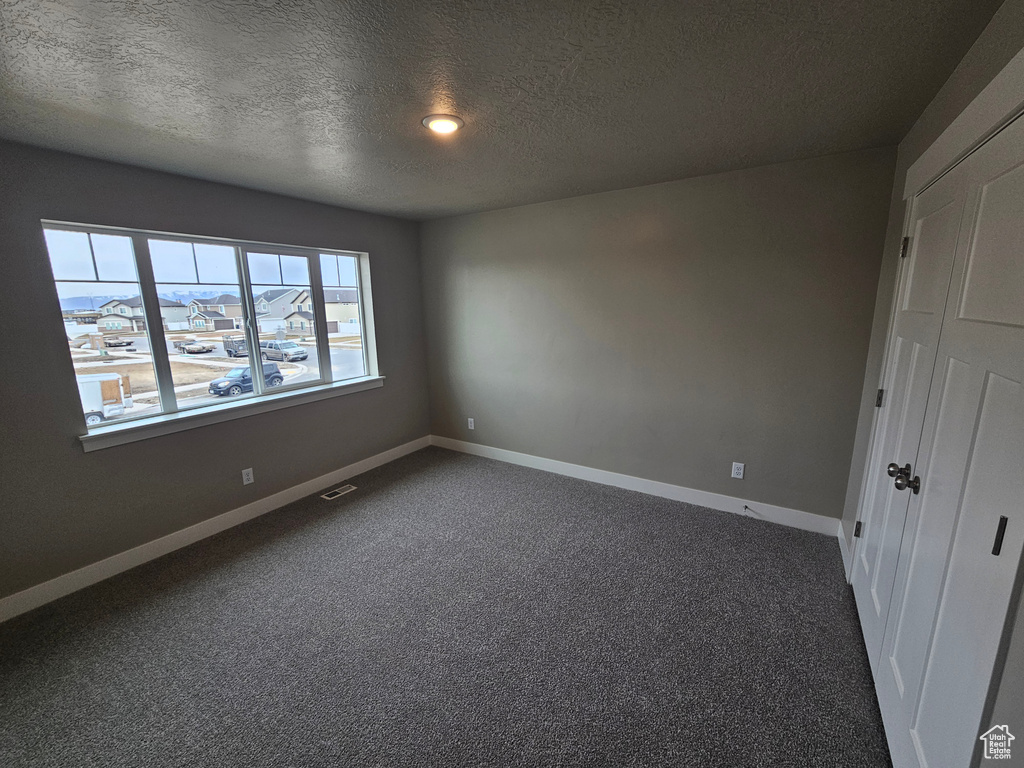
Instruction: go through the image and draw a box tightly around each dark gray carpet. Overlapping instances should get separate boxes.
[0,447,890,767]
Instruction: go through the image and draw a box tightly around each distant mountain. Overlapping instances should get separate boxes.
[59,290,238,311]
[158,290,233,304]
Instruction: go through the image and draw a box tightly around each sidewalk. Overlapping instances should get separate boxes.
[131,365,308,400]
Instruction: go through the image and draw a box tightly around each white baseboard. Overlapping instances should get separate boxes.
[430,436,838,536]
[2,433,844,624]
[837,522,854,583]
[0,435,431,624]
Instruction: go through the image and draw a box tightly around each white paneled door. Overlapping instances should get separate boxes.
[850,159,965,671]
[871,113,1024,768]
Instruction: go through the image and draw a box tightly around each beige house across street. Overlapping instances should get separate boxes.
[188,294,243,331]
[283,310,314,332]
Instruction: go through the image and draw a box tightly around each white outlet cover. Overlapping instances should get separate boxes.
[242,468,254,485]
[731,462,745,479]
[468,418,475,430]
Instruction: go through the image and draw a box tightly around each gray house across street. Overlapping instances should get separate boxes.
[99,297,188,333]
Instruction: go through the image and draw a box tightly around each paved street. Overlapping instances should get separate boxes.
[72,331,367,419]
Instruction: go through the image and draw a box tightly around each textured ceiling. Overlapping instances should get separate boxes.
[0,0,1004,219]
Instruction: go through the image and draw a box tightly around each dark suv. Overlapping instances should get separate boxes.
[208,363,284,396]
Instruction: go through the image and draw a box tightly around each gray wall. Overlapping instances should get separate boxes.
[0,140,430,600]
[422,147,896,519]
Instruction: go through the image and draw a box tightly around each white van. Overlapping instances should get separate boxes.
[77,372,133,426]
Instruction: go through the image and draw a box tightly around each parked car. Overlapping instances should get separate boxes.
[208,363,284,396]
[259,340,308,361]
[175,338,216,354]
[102,336,134,348]
[78,372,133,425]
[222,334,249,358]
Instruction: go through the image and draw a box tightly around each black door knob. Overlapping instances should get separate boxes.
[894,474,921,494]
[888,462,912,479]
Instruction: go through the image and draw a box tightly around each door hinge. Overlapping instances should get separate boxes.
[876,389,885,407]
[854,521,863,538]
[900,236,910,258]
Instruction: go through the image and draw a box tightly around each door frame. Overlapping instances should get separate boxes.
[849,44,1024,577]
[904,47,1024,199]
[846,200,913,579]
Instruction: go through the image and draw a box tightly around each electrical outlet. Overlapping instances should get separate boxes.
[242,468,254,485]
[467,417,475,430]
[731,462,745,479]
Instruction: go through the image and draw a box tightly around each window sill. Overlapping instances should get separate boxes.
[79,375,385,452]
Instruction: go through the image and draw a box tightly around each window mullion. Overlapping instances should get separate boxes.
[356,254,377,377]
[86,233,100,281]
[236,247,264,397]
[132,236,178,414]
[308,251,333,384]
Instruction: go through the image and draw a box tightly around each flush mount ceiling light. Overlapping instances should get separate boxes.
[422,114,464,134]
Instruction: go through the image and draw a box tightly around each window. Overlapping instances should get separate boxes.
[45,229,162,426]
[247,251,324,384]
[320,252,367,381]
[150,238,254,411]
[43,222,378,443]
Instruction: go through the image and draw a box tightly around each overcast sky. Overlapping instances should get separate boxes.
[45,230,358,300]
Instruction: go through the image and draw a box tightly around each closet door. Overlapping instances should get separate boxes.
[875,113,1024,768]
[850,165,966,670]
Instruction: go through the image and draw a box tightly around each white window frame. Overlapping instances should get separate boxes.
[43,220,381,451]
